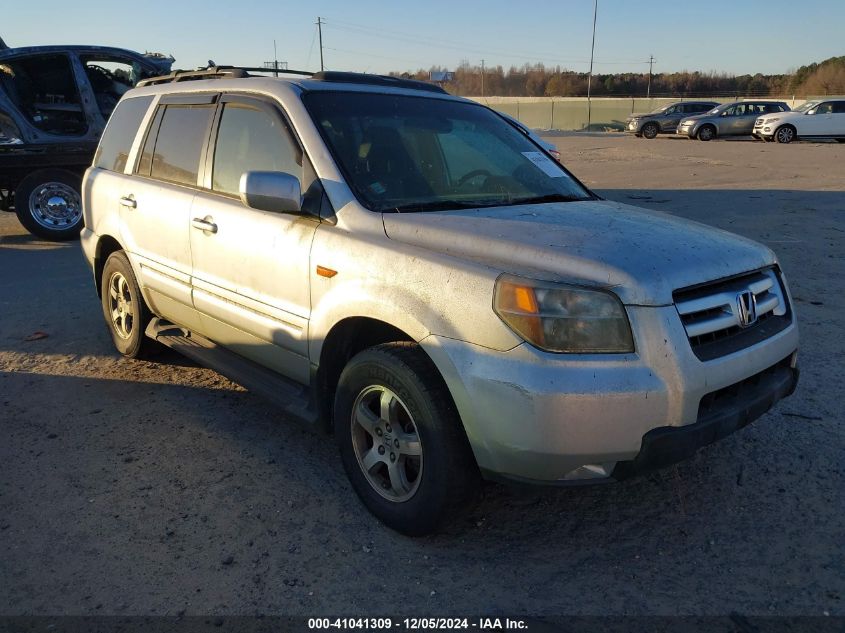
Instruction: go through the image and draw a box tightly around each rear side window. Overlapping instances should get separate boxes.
[94,96,153,172]
[833,102,845,114]
[211,102,301,195]
[144,104,215,186]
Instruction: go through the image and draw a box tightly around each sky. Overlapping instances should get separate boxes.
[4,0,844,77]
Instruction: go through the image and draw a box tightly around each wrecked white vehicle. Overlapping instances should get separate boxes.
[0,42,172,239]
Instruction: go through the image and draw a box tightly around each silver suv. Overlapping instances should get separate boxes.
[678,101,790,141]
[81,67,799,535]
[625,101,719,138]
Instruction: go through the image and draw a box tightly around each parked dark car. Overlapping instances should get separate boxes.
[625,101,720,139]
[0,43,172,239]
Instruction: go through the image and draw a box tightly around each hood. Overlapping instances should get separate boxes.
[679,112,713,122]
[627,111,659,119]
[382,200,775,306]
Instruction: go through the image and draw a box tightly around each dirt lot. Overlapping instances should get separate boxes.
[1,134,843,617]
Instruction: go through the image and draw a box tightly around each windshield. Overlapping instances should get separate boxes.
[794,101,820,113]
[706,104,729,115]
[304,92,591,212]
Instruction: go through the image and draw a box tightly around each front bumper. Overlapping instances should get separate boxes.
[625,120,643,134]
[611,357,798,480]
[421,304,799,485]
[753,125,773,140]
[676,123,696,137]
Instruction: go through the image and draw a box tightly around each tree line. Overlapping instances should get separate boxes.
[394,56,845,98]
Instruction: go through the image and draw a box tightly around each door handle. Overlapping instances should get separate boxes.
[191,217,218,234]
[119,196,136,209]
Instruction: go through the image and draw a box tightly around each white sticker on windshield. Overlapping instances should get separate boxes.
[521,151,564,177]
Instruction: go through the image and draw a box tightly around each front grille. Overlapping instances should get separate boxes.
[674,268,791,361]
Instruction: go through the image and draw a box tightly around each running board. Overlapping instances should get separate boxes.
[145,318,318,425]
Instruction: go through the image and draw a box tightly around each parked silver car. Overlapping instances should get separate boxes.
[81,68,799,534]
[625,101,719,139]
[677,101,790,141]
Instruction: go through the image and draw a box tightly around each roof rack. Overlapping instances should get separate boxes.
[310,71,447,94]
[137,65,313,87]
[135,66,448,95]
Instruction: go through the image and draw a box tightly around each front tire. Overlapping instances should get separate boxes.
[14,169,83,241]
[334,343,479,535]
[775,125,796,144]
[101,251,153,358]
[641,122,659,139]
[697,125,716,141]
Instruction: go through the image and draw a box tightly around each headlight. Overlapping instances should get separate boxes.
[765,118,780,124]
[493,275,634,353]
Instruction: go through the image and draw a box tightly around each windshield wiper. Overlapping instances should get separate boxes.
[387,200,501,213]
[508,193,587,206]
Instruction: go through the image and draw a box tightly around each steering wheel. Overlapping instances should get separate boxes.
[457,169,492,187]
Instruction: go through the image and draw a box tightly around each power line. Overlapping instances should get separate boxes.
[321,18,647,69]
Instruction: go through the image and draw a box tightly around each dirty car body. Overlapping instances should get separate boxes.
[80,70,799,534]
[0,44,171,239]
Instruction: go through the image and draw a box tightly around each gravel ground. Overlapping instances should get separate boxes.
[0,134,843,617]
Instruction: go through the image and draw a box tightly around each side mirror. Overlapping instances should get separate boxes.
[239,171,302,214]
[806,109,817,115]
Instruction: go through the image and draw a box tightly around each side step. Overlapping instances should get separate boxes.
[145,318,318,425]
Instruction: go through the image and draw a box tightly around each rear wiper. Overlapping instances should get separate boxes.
[508,193,587,206]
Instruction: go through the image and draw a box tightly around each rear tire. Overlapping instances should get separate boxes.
[775,125,796,144]
[101,251,154,358]
[697,125,716,141]
[334,343,479,536]
[641,122,659,139]
[14,169,83,241]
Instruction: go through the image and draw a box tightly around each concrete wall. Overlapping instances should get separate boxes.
[466,96,809,131]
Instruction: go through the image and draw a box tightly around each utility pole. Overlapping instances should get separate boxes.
[273,39,279,77]
[481,59,485,98]
[647,55,655,98]
[316,17,324,71]
[586,0,598,131]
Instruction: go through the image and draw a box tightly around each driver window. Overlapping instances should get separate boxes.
[815,103,833,114]
[81,57,140,119]
[212,102,301,196]
[722,105,736,116]
[664,106,676,115]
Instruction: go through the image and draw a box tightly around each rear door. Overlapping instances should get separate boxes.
[188,94,320,383]
[119,94,217,330]
[832,102,845,136]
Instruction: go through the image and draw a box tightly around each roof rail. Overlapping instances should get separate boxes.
[136,65,313,87]
[310,71,447,94]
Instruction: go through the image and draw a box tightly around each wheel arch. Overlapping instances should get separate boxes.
[94,234,125,298]
[315,316,420,432]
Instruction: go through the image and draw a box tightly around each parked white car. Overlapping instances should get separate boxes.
[753,98,845,143]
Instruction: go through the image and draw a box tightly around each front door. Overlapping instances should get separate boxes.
[189,95,319,383]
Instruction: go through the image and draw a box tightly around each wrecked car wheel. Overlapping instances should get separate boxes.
[334,343,480,536]
[101,251,154,359]
[15,169,83,241]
